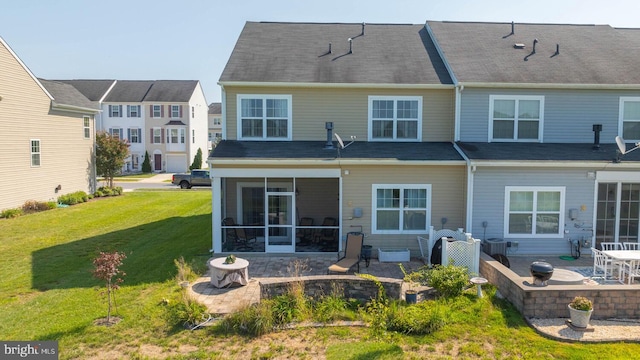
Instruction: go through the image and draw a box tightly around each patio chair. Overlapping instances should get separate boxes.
[222,217,257,251]
[621,259,640,284]
[296,217,315,244]
[601,242,624,251]
[328,232,364,274]
[592,247,621,281]
[623,242,640,250]
[315,217,338,250]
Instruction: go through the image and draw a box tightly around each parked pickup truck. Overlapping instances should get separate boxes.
[172,170,211,189]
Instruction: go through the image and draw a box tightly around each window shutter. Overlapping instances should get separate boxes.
[119,105,123,117]
[150,105,153,117]
[179,105,183,118]
[127,128,131,140]
[150,128,154,143]
[161,106,164,118]
[120,128,123,139]
[161,128,165,143]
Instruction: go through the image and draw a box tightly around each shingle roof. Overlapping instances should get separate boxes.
[208,102,221,114]
[104,80,154,102]
[427,21,640,85]
[55,80,115,101]
[220,22,452,85]
[211,140,463,161]
[457,142,640,162]
[38,79,99,110]
[143,80,198,102]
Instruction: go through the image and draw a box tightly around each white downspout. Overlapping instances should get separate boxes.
[454,84,463,142]
[453,143,473,231]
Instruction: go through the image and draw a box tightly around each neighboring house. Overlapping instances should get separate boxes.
[208,102,222,149]
[0,36,99,211]
[426,21,640,255]
[210,22,464,255]
[61,79,209,173]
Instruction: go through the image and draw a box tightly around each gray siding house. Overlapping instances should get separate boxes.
[427,21,640,255]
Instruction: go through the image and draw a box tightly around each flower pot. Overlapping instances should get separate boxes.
[568,305,593,328]
[405,290,417,304]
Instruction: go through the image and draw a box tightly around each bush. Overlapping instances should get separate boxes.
[21,200,56,214]
[58,191,90,205]
[221,301,275,336]
[1,208,23,219]
[94,186,123,198]
[313,294,355,323]
[167,289,209,329]
[388,301,446,335]
[426,264,469,298]
[141,151,152,173]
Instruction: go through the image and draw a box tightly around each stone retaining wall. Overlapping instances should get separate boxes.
[480,252,640,319]
[260,275,403,301]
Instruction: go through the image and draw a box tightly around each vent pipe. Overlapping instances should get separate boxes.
[511,21,514,35]
[555,44,560,55]
[533,38,539,53]
[329,42,332,54]
[592,124,602,149]
[348,38,353,53]
[362,22,366,36]
[324,122,335,149]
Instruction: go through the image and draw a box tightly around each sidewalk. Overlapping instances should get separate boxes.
[138,173,174,183]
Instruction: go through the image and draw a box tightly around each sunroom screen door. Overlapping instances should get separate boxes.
[265,191,295,253]
[596,183,640,249]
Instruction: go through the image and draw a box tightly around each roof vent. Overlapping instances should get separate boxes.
[514,43,526,49]
[348,38,353,54]
[532,38,539,53]
[511,21,515,35]
[329,42,332,54]
[361,22,366,36]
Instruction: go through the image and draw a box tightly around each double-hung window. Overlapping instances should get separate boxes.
[127,105,140,117]
[109,105,122,117]
[504,186,564,237]
[83,116,91,139]
[171,105,181,118]
[372,184,431,234]
[167,128,185,144]
[129,128,141,143]
[489,95,543,141]
[153,128,162,144]
[620,97,640,141]
[30,139,40,167]
[110,128,122,140]
[237,95,292,140]
[152,105,162,118]
[369,96,421,141]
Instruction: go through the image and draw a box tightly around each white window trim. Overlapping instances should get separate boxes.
[129,128,141,143]
[30,139,41,167]
[619,96,640,142]
[152,105,162,118]
[367,96,422,142]
[371,184,431,235]
[503,186,565,238]
[127,105,140,118]
[83,116,91,139]
[236,94,293,141]
[109,105,121,118]
[171,105,180,118]
[153,127,162,144]
[488,95,544,142]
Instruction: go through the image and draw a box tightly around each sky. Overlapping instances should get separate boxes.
[1,0,639,103]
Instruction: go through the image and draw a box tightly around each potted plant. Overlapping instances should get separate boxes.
[399,263,419,304]
[568,296,593,328]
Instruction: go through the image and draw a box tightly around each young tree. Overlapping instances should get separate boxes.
[96,132,129,187]
[141,151,152,173]
[189,148,203,170]
[92,251,126,324]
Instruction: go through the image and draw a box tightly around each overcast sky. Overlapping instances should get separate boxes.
[1,0,638,103]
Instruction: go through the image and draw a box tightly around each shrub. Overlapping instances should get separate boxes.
[425,264,469,298]
[21,200,56,214]
[167,289,209,329]
[271,294,301,325]
[94,186,123,198]
[141,151,152,173]
[221,301,275,336]
[1,208,23,219]
[388,301,446,335]
[174,256,198,284]
[58,191,90,205]
[92,251,126,324]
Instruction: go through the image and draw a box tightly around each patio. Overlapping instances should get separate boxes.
[189,253,597,315]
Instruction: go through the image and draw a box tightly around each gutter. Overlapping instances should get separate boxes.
[217,81,454,90]
[208,159,467,166]
[51,101,100,114]
[456,82,640,90]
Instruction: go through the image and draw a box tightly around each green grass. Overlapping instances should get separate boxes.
[0,191,639,359]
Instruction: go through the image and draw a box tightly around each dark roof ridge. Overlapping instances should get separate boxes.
[431,20,611,27]
[257,21,415,26]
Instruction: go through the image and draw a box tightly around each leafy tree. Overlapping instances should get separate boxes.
[92,251,126,324]
[189,148,203,170]
[96,132,129,187]
[141,151,152,173]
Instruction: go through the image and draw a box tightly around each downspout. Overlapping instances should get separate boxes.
[454,84,463,141]
[453,142,473,232]
[220,85,227,140]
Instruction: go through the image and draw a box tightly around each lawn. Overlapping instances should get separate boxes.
[0,191,638,359]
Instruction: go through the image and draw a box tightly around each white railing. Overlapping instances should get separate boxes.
[417,226,481,275]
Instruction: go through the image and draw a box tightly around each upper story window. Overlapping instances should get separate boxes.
[152,128,163,144]
[127,105,141,118]
[620,97,640,141]
[191,106,195,118]
[371,184,431,234]
[128,128,141,143]
[83,116,91,139]
[504,186,564,238]
[489,95,544,142]
[368,96,422,141]
[30,139,40,167]
[167,128,185,144]
[171,105,181,118]
[152,105,162,118]
[237,95,292,140]
[109,105,122,117]
[110,128,122,140]
[213,117,222,125]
